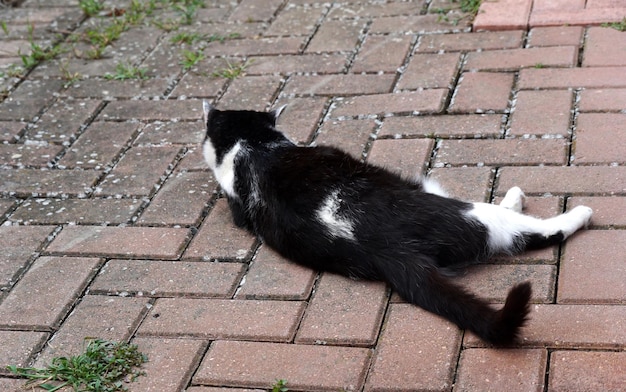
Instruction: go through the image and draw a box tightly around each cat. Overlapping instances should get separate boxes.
[200,101,593,345]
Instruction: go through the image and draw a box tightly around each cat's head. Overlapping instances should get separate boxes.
[201,101,287,170]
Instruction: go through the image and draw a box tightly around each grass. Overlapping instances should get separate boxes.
[79,0,104,17]
[19,41,65,69]
[180,48,205,71]
[7,339,147,392]
[602,17,626,31]
[104,62,148,80]
[456,0,482,14]
[433,0,482,25]
[272,379,288,392]
[211,58,252,79]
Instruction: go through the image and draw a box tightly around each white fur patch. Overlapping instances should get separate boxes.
[203,141,242,198]
[499,186,525,213]
[316,189,356,241]
[421,177,448,197]
[466,202,593,253]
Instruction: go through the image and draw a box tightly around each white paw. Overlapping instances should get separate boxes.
[500,186,526,213]
[569,205,593,228]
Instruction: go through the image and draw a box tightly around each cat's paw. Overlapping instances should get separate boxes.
[569,205,593,229]
[500,186,526,213]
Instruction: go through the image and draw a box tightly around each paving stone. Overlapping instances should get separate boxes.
[435,139,567,167]
[367,138,433,178]
[454,348,547,392]
[135,120,205,145]
[9,198,141,225]
[509,89,573,136]
[568,196,626,228]
[370,14,464,34]
[473,0,532,30]
[35,295,149,366]
[327,1,425,19]
[63,78,170,99]
[184,198,257,261]
[283,74,395,96]
[497,166,626,196]
[24,99,102,145]
[246,53,348,75]
[194,341,370,390]
[574,112,626,164]
[351,35,412,73]
[176,146,209,172]
[0,121,27,142]
[306,19,365,53]
[0,331,48,370]
[166,74,225,99]
[218,75,282,111]
[204,37,304,56]
[236,245,316,300]
[379,114,503,139]
[529,8,626,27]
[132,337,207,392]
[459,264,556,303]
[333,90,447,118]
[47,226,190,259]
[579,88,626,112]
[95,145,181,197]
[137,171,216,226]
[99,100,203,121]
[465,304,626,348]
[397,52,461,90]
[0,377,26,390]
[315,118,376,160]
[532,0,585,11]
[429,167,493,202]
[548,351,626,392]
[228,0,283,22]
[583,26,626,66]
[449,72,514,113]
[274,96,328,144]
[0,98,49,122]
[558,230,626,304]
[187,388,264,392]
[366,303,462,391]
[465,46,578,71]
[91,259,244,298]
[0,198,16,219]
[0,226,54,289]
[417,30,524,52]
[527,26,584,47]
[265,4,326,36]
[296,273,387,346]
[0,256,101,329]
[0,168,103,197]
[59,121,140,169]
[518,66,626,89]
[138,298,304,341]
[0,143,64,168]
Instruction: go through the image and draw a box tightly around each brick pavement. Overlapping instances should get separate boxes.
[0,0,625,391]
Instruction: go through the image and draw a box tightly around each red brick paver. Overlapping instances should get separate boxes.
[1,1,625,391]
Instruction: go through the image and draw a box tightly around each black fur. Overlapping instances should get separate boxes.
[202,107,536,345]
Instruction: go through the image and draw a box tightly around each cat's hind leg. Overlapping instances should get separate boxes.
[466,202,593,254]
[499,186,525,213]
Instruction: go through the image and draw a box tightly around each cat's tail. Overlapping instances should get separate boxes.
[379,259,531,345]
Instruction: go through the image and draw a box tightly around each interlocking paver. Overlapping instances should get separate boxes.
[194,341,370,390]
[449,72,514,113]
[366,303,461,391]
[91,259,244,298]
[47,226,190,259]
[138,298,304,341]
[548,351,626,392]
[295,273,387,346]
[454,348,547,392]
[1,1,624,390]
[34,295,149,366]
[235,246,316,300]
[558,230,626,304]
[0,256,101,329]
[509,89,573,136]
[574,113,626,164]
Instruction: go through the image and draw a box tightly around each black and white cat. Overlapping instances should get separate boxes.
[201,102,593,345]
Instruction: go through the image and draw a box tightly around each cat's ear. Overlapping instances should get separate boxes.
[270,104,287,121]
[202,100,215,125]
